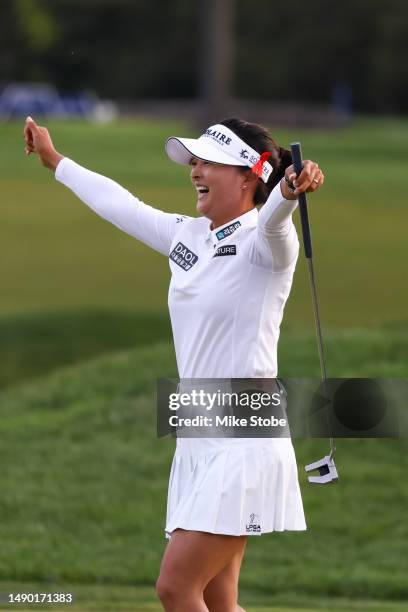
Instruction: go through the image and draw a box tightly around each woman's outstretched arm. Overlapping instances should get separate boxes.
[252,160,324,272]
[23,117,189,256]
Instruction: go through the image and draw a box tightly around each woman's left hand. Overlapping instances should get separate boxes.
[282,160,325,198]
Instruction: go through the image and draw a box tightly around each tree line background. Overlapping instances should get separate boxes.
[1,0,407,114]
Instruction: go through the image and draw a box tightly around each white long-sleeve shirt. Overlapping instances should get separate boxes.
[55,158,299,379]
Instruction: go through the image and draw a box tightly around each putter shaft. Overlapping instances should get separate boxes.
[306,258,336,460]
[291,141,337,477]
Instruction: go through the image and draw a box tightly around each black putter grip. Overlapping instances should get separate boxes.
[290,142,312,259]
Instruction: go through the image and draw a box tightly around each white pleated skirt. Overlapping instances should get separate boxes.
[165,437,307,538]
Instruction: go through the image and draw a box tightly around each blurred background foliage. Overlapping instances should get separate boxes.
[1,0,408,113]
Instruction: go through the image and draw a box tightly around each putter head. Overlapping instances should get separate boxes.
[305,454,338,484]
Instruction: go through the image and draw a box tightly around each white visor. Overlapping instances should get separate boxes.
[165,123,273,183]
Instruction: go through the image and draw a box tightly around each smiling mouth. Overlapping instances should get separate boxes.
[196,186,210,195]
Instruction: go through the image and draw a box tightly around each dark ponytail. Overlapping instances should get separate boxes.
[219,117,292,205]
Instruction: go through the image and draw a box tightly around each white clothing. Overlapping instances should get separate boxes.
[55,157,307,536]
[166,122,273,183]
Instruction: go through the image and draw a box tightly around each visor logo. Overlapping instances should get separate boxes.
[169,242,198,271]
[203,128,232,147]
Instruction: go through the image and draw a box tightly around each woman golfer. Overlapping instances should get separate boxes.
[24,116,324,612]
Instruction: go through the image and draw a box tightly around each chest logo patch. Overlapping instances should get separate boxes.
[214,244,237,257]
[216,220,241,241]
[169,242,198,271]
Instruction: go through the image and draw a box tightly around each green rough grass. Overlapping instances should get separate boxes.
[0,118,407,327]
[1,309,407,391]
[0,336,407,607]
[1,583,408,611]
[0,116,407,610]
[0,309,172,389]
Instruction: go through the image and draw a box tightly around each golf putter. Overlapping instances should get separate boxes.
[290,142,338,484]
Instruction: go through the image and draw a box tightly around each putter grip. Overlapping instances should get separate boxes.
[290,142,312,259]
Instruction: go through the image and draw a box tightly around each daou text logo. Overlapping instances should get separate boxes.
[169,242,198,271]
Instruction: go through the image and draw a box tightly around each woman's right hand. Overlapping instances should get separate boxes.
[23,116,64,171]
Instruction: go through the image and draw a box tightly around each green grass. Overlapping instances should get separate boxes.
[1,116,407,610]
[0,334,407,609]
[0,309,172,389]
[1,583,408,611]
[1,309,407,391]
[0,117,407,327]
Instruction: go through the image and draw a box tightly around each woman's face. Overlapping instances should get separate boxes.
[190,157,253,223]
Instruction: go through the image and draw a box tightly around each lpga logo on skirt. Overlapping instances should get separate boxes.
[246,513,261,533]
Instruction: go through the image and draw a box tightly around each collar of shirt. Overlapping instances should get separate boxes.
[204,207,258,247]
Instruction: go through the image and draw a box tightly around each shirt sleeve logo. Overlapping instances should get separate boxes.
[169,242,198,271]
[213,244,236,257]
[216,220,241,241]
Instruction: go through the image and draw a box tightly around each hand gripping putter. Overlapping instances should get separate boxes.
[290,142,338,485]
